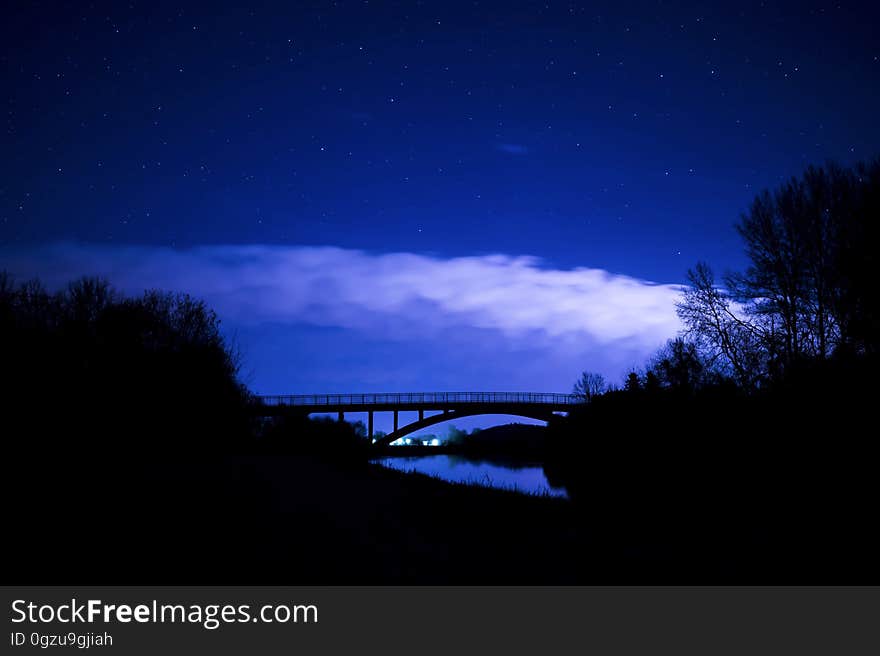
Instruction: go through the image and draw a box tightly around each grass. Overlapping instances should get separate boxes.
[372,461,564,498]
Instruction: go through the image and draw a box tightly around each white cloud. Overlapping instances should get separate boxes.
[3,243,685,387]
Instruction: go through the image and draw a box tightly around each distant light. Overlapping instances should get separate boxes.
[430,438,440,447]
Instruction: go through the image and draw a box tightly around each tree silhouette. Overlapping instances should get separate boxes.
[676,262,767,389]
[647,338,708,393]
[0,274,251,451]
[572,371,606,402]
[679,158,880,383]
[624,371,642,393]
[643,370,661,393]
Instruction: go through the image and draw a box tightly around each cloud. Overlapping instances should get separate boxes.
[496,143,529,155]
[2,243,685,390]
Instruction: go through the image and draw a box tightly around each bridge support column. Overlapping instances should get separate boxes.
[368,411,373,439]
[394,410,399,432]
[338,411,344,422]
[419,409,424,421]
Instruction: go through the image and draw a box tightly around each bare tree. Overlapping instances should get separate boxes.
[732,165,852,365]
[572,371,606,402]
[676,262,767,389]
[679,158,880,384]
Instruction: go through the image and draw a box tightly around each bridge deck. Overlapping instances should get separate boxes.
[257,392,580,413]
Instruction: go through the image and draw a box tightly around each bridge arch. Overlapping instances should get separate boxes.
[375,409,557,446]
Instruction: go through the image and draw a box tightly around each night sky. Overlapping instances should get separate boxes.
[3,1,880,408]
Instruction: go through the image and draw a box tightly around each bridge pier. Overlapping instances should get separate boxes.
[368,411,373,439]
[419,409,424,421]
[338,411,344,422]
[393,410,399,432]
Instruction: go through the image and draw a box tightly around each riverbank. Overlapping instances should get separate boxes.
[5,452,763,584]
[373,453,567,496]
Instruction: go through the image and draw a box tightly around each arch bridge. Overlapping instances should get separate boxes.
[257,392,582,446]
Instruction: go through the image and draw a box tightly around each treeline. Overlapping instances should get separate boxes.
[0,274,252,450]
[257,413,372,463]
[573,157,880,398]
[0,272,379,456]
[1,273,373,584]
[547,159,880,578]
[678,158,879,388]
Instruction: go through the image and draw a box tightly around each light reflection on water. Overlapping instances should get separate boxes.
[374,454,568,498]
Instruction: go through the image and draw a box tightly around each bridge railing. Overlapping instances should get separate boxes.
[257,392,583,407]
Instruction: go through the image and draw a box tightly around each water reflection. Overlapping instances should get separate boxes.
[374,454,568,498]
